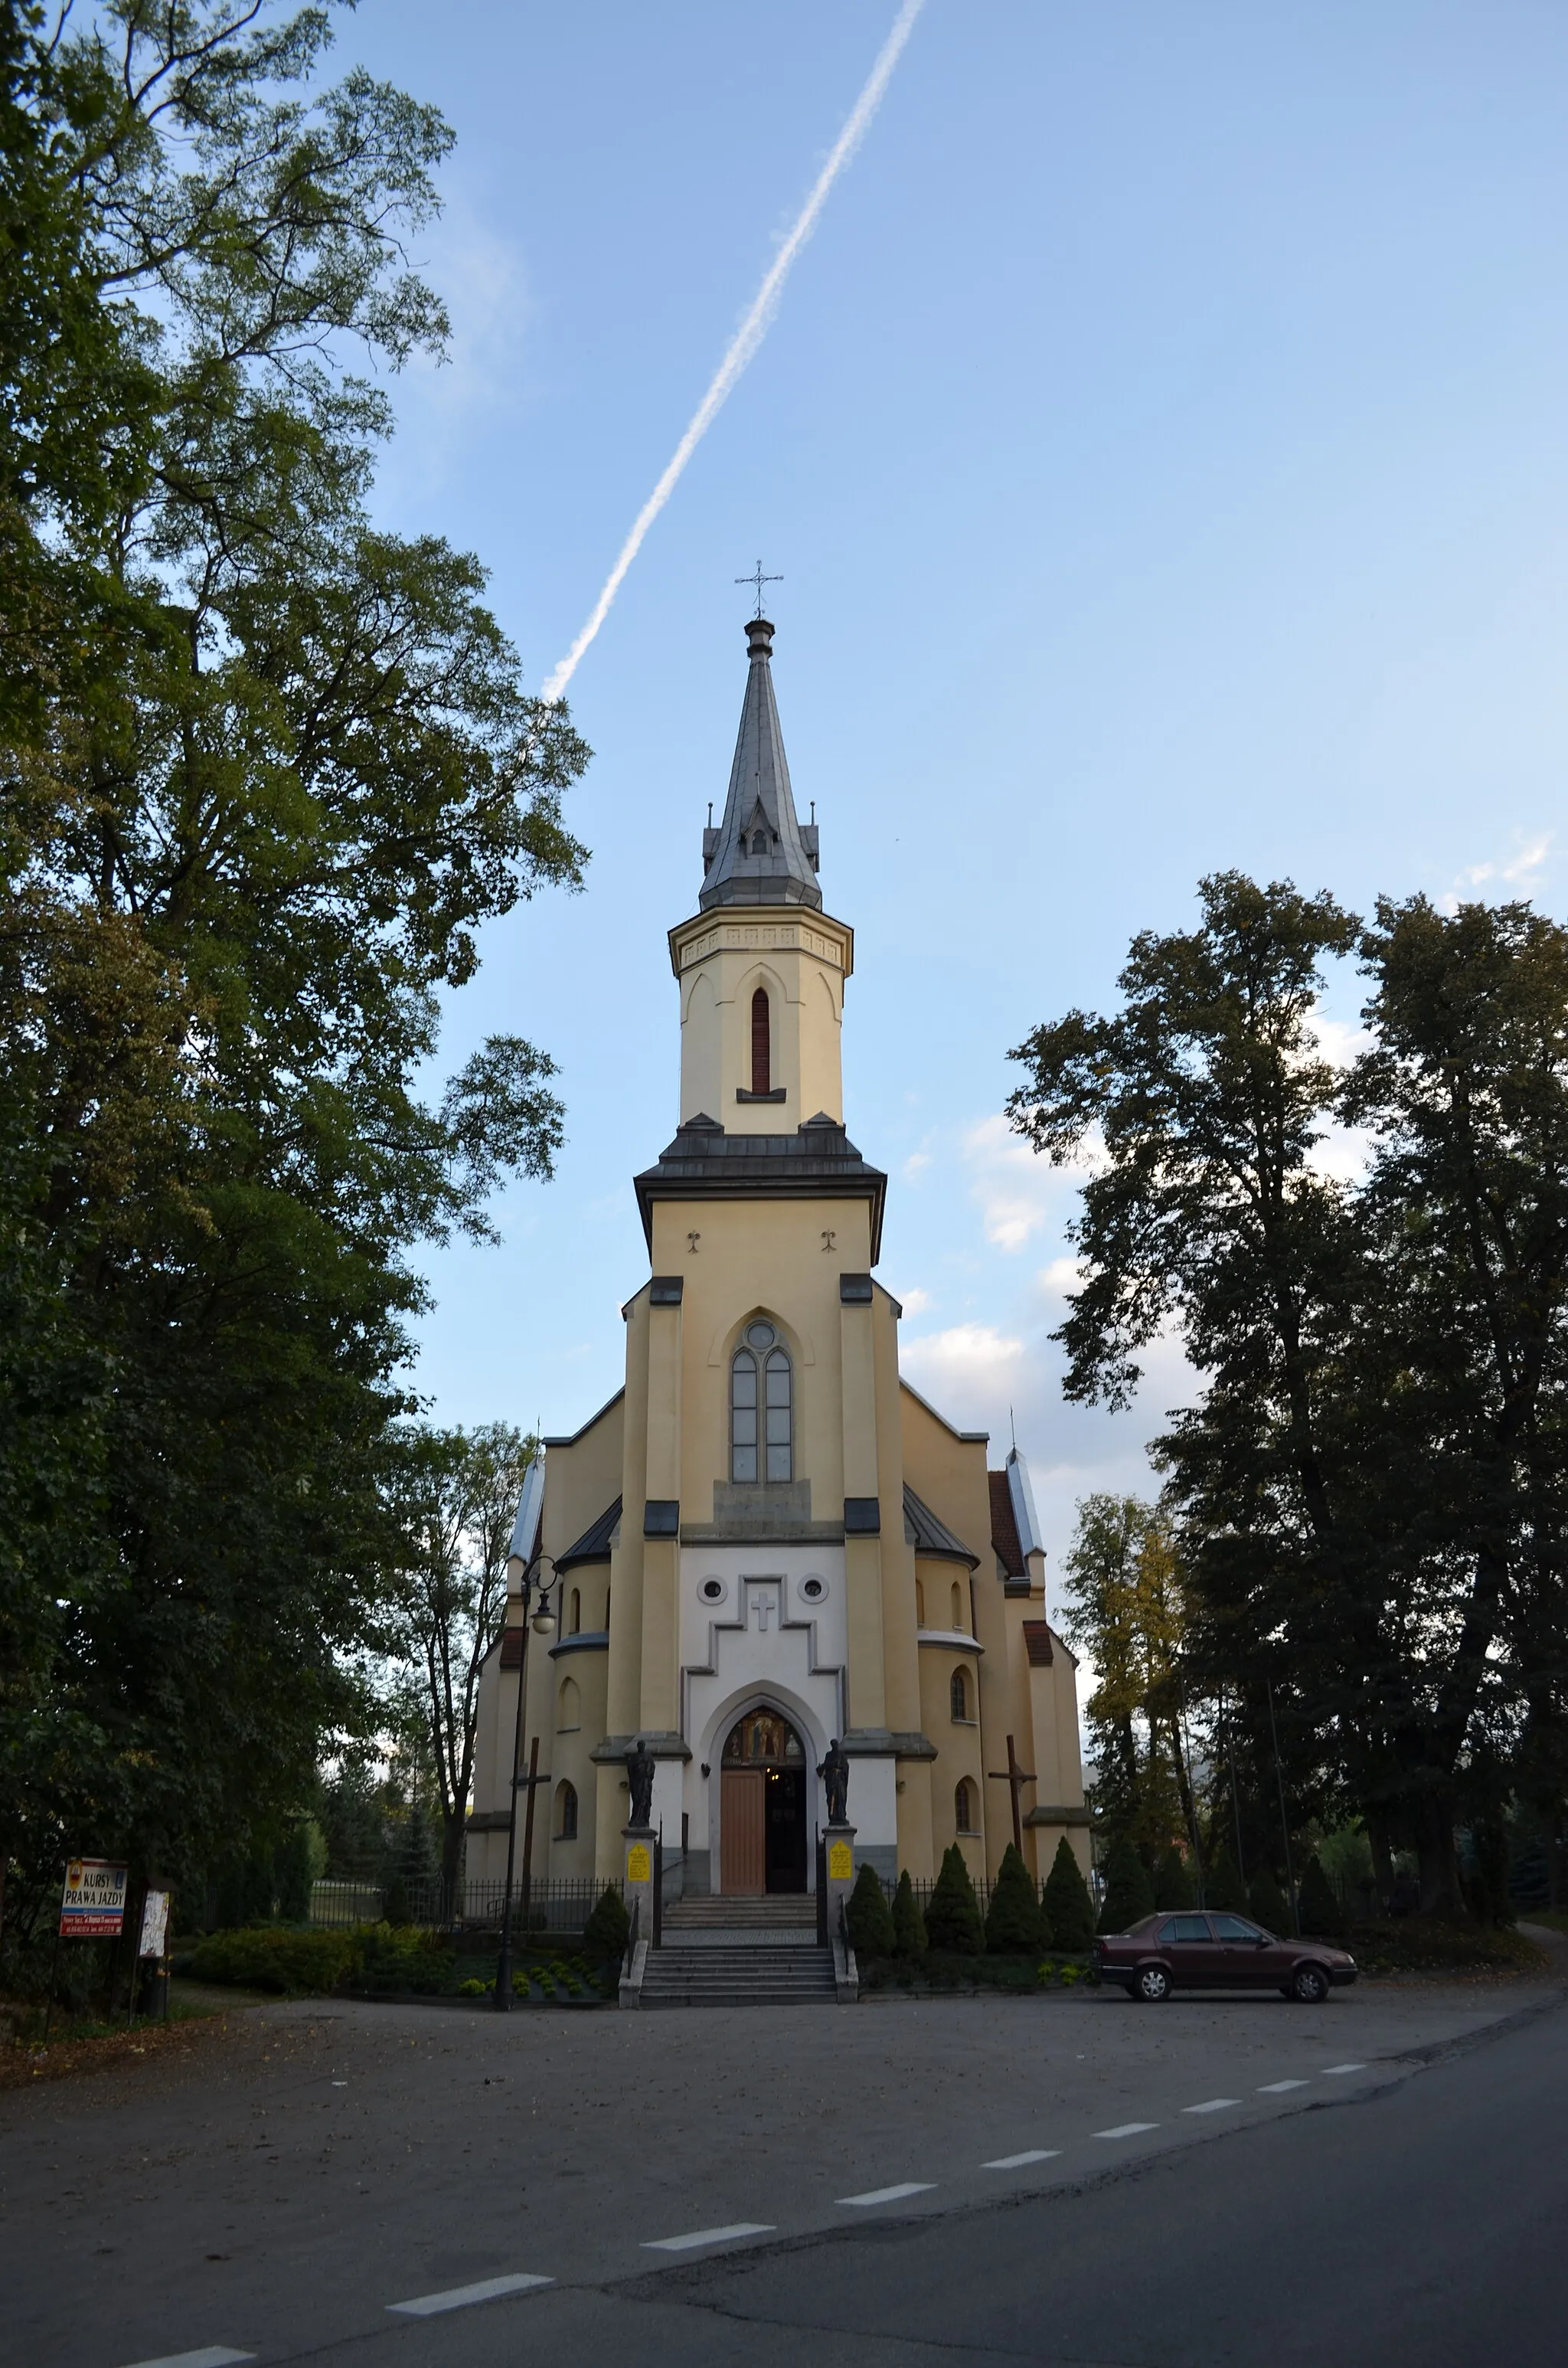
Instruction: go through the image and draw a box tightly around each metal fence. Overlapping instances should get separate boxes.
[309,1876,616,1935]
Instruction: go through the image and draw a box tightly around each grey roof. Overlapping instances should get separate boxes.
[634,1111,887,1261]
[699,617,822,911]
[557,1496,622,1572]
[903,1484,981,1568]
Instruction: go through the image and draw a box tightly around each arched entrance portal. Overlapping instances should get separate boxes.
[720,1707,808,1895]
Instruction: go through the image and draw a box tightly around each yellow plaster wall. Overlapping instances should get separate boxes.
[669,907,852,1134]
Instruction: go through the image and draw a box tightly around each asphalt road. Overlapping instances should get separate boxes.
[3,1970,1564,2368]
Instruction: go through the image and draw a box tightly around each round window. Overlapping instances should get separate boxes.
[745,1320,776,1350]
[700,1577,725,1603]
[800,1576,826,1601]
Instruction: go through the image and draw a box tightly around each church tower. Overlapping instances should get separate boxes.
[466,617,1086,1912]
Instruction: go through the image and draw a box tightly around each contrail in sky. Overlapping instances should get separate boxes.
[540,0,925,705]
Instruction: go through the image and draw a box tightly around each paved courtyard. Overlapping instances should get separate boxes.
[2,1967,1563,2366]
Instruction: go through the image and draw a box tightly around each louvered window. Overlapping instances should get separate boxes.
[750,986,770,1094]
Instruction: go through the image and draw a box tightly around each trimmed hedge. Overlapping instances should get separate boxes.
[846,1863,897,1955]
[891,1869,927,1958]
[926,1844,985,1954]
[583,1886,630,1961]
[190,1926,361,1994]
[985,1843,1044,1954]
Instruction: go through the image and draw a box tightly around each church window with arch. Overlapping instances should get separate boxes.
[950,1665,969,1722]
[569,1586,581,1635]
[750,986,771,1094]
[950,1580,964,1630]
[556,1779,578,1842]
[955,1778,975,1834]
[731,1320,792,1483]
[557,1675,580,1732]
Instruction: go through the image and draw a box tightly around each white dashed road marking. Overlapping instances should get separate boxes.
[643,2223,775,2252]
[388,2274,553,2317]
[838,2183,936,2207]
[1322,2062,1367,2076]
[1094,2123,1159,2139]
[1183,2098,1242,2114]
[983,2150,1062,2170]
[1259,2079,1308,2093]
[122,2352,256,2368]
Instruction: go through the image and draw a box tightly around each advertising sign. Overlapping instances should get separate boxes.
[59,1859,129,1938]
[138,1888,172,1959]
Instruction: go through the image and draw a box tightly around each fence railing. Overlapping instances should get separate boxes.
[309,1876,616,1934]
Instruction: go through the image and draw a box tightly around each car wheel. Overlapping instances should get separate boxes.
[1135,1964,1171,2003]
[1290,1963,1329,2004]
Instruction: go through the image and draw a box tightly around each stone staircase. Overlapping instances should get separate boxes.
[638,1894,841,2007]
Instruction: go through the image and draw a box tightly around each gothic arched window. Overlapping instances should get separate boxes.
[955,1778,975,1834]
[950,1666,969,1721]
[569,1586,581,1636]
[731,1320,792,1483]
[557,1676,580,1732]
[951,1580,963,1630]
[750,986,771,1094]
[750,829,768,856]
[556,1780,578,1842]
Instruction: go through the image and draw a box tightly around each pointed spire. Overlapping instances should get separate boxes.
[699,617,822,911]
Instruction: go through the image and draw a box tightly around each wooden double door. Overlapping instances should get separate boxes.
[720,1765,808,1895]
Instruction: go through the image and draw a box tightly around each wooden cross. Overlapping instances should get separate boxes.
[736,560,782,617]
[988,1732,1036,1856]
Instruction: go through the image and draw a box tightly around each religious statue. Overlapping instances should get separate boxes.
[819,1737,850,1825]
[625,1736,655,1830]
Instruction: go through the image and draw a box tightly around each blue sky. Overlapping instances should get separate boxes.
[342,1,1566,1568]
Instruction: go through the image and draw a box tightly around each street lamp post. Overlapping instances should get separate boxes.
[494,1551,558,2011]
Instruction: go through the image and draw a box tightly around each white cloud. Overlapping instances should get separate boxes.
[959,1112,1073,1253]
[901,1322,1024,1395]
[1442,832,1553,913]
[903,1150,933,1182]
[895,1285,932,1316]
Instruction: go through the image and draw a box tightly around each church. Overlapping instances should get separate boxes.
[467,614,1086,1905]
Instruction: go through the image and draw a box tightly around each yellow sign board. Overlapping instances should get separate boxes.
[626,1843,652,1883]
[828,1840,853,1881]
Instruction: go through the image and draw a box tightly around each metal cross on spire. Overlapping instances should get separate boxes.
[736,560,782,618]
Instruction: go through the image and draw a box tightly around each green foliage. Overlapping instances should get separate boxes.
[382,1876,412,1928]
[925,1843,985,1954]
[846,1862,897,1956]
[1204,1848,1249,1913]
[1096,1838,1156,1934]
[274,1818,328,1923]
[1153,1848,1194,1909]
[456,1975,486,1997]
[1008,874,1568,1917]
[0,1,590,1919]
[1060,1496,1193,1859]
[985,1843,1044,1954]
[1296,1853,1344,1938]
[1042,1837,1096,1952]
[1248,1867,1291,1931]
[891,1869,927,1958]
[190,1925,359,1994]
[582,1885,629,1961]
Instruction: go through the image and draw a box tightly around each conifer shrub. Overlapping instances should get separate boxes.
[846,1863,897,1956]
[1204,1849,1250,1914]
[1297,1853,1344,1937]
[891,1869,927,1958]
[1042,1837,1096,1952]
[985,1843,1044,1954]
[582,1885,631,1961]
[382,1876,412,1928]
[1096,1839,1155,1934]
[925,1843,985,1954]
[1153,1848,1194,1909]
[1248,1866,1291,1931]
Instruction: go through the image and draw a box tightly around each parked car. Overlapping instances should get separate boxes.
[1096,1911,1357,2003]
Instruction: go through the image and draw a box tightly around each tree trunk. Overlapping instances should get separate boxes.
[439,1814,465,1925]
[1415,1796,1467,1921]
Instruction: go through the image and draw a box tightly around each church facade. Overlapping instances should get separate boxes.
[466,616,1086,1899]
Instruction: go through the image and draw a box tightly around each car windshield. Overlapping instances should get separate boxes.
[1210,1913,1265,1941]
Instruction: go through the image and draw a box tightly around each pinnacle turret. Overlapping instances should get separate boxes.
[698,617,822,911]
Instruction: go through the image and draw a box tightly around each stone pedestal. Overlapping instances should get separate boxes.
[823,1821,859,2003]
[622,1823,655,1937]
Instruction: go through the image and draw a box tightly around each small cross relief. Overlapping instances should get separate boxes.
[821,1229,836,1252]
[687,1231,701,1254]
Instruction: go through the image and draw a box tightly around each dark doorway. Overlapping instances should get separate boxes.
[721,1707,808,1895]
